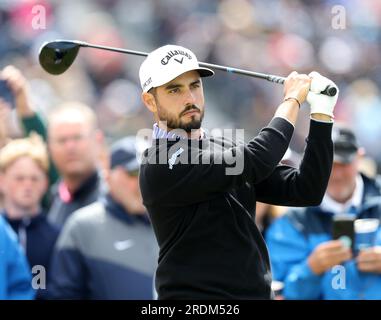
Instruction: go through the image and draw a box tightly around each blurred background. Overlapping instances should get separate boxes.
[1,0,380,172]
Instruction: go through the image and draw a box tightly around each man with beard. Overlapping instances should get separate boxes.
[138,44,339,299]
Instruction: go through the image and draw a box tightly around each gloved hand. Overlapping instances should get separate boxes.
[307,71,339,118]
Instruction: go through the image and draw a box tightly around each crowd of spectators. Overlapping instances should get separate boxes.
[0,0,381,300]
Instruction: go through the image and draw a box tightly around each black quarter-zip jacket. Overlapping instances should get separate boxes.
[140,117,333,299]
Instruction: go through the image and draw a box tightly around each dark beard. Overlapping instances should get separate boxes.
[177,118,202,132]
[158,104,204,133]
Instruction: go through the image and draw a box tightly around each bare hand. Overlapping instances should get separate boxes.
[308,240,352,275]
[283,71,311,105]
[0,65,34,117]
[356,246,381,273]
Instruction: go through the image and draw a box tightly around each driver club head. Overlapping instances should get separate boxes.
[39,40,82,75]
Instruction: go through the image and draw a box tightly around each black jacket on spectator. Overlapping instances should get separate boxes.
[47,171,105,228]
[140,118,333,299]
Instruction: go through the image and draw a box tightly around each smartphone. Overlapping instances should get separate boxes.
[332,215,355,250]
[0,80,15,109]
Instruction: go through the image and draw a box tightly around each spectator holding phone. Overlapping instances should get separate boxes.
[266,124,381,299]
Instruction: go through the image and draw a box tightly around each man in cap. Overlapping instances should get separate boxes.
[266,124,381,299]
[48,136,158,299]
[138,44,339,299]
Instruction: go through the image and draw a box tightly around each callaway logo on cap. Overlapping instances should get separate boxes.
[139,44,214,92]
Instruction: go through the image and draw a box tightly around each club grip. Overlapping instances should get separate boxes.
[267,75,337,96]
[320,85,337,97]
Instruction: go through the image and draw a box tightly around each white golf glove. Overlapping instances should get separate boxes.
[307,71,339,118]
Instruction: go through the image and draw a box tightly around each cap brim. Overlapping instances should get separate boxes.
[333,150,357,164]
[145,67,214,92]
[125,158,140,172]
[111,158,140,172]
[196,67,214,78]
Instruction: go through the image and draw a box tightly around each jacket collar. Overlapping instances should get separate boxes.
[317,174,381,217]
[2,210,45,229]
[320,174,364,215]
[102,194,150,226]
[58,171,100,203]
[152,123,206,140]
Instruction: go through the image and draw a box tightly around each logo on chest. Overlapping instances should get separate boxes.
[168,147,184,169]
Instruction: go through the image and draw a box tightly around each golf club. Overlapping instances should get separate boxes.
[39,40,337,96]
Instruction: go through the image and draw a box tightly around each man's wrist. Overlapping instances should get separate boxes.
[16,101,35,118]
[311,113,333,122]
[283,96,301,109]
[307,255,324,275]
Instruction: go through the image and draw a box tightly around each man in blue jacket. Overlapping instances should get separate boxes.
[266,125,381,299]
[0,215,35,299]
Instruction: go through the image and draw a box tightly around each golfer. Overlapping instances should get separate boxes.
[139,44,339,299]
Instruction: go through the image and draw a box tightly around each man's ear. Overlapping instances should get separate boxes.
[94,129,104,145]
[141,92,157,113]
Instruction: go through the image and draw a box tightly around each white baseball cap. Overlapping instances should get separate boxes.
[139,44,214,92]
